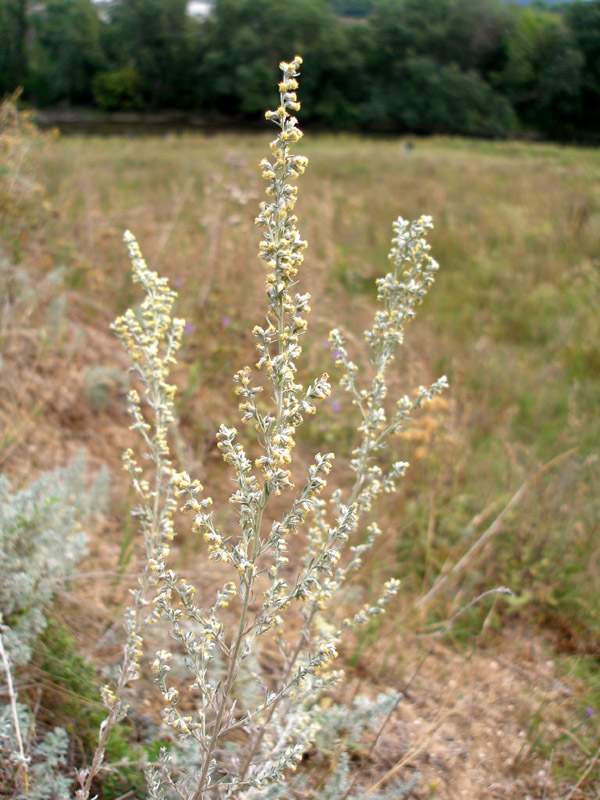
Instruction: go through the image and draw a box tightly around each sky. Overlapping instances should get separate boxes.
[188,0,212,14]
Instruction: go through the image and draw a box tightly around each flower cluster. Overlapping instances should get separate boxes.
[328,215,448,522]
[249,56,330,492]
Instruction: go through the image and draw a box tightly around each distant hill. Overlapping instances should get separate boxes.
[325,0,588,19]
[503,0,582,5]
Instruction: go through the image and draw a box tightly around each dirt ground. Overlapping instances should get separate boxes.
[364,627,590,800]
[2,112,598,799]
[2,251,599,800]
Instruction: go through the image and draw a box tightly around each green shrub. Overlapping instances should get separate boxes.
[93,67,144,111]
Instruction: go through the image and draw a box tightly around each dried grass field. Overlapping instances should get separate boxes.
[1,109,599,798]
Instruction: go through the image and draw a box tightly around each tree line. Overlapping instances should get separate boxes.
[1,0,599,138]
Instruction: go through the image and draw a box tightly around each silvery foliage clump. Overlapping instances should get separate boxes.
[215,691,419,800]
[0,452,106,667]
[298,691,419,800]
[0,454,106,796]
[83,56,447,799]
[0,703,70,800]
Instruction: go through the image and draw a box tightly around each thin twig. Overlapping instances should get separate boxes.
[561,728,592,759]
[0,628,29,792]
[366,702,456,796]
[417,448,577,610]
[563,742,600,800]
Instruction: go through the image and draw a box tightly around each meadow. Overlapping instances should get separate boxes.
[1,107,599,798]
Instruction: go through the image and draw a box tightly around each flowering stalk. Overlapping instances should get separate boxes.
[77,236,185,799]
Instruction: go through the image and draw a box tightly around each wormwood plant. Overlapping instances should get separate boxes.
[0,453,103,668]
[0,454,106,796]
[80,57,447,798]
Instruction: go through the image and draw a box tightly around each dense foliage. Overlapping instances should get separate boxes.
[1,0,599,138]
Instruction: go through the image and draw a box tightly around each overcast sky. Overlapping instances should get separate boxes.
[93,0,213,14]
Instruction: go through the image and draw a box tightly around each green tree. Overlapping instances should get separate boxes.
[92,66,144,110]
[360,55,516,135]
[0,0,28,95]
[363,0,515,134]
[103,0,198,108]
[443,0,514,78]
[367,0,512,75]
[496,7,583,133]
[198,0,363,125]
[28,0,106,106]
[564,0,600,133]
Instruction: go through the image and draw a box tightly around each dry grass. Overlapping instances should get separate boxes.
[1,122,599,797]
